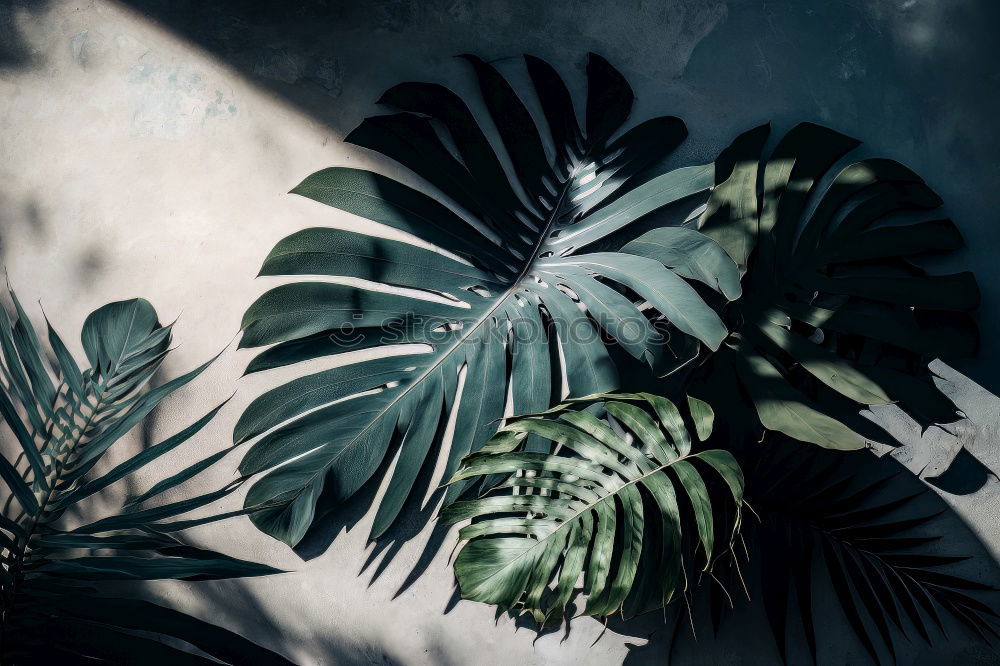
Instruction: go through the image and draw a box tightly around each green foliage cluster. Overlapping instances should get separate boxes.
[2,53,995,664]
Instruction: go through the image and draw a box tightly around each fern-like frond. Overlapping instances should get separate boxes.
[0,290,289,664]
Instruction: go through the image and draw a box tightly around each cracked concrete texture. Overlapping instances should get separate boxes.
[1,0,998,664]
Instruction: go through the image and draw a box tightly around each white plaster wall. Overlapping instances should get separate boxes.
[1,1,998,663]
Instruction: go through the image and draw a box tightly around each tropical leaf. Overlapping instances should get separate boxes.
[0,290,290,665]
[236,53,739,547]
[733,441,999,664]
[439,392,743,625]
[692,122,979,448]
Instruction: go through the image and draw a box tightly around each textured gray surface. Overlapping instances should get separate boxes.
[1,0,998,663]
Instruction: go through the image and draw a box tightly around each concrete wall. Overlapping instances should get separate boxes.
[1,1,998,663]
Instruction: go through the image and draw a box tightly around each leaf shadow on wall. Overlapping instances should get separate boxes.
[0,0,53,70]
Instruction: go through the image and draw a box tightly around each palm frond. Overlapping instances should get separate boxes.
[235,53,740,547]
[0,290,290,664]
[440,392,743,625]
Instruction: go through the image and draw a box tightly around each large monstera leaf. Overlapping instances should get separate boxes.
[236,54,739,546]
[0,291,288,664]
[693,122,979,449]
[730,442,999,665]
[440,393,743,624]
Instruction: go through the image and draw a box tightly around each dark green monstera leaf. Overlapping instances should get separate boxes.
[235,54,741,546]
[440,393,743,624]
[0,291,288,664]
[692,122,979,449]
